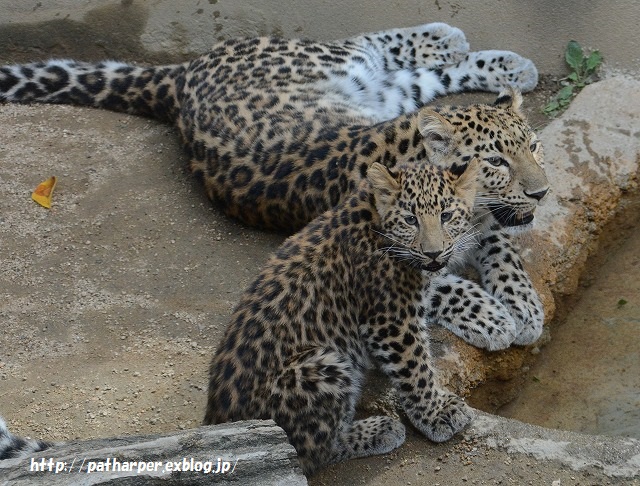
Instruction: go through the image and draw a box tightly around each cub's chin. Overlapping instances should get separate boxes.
[421,261,447,272]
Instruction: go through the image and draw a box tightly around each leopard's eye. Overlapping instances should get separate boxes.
[404,215,418,226]
[530,140,539,152]
[485,155,508,167]
[440,212,452,223]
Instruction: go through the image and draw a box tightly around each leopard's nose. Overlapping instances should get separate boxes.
[525,187,549,201]
[424,250,442,261]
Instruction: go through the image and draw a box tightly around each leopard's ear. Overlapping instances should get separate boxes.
[452,158,479,206]
[368,162,400,212]
[418,110,456,164]
[493,85,523,116]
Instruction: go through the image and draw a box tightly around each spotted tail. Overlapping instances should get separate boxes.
[0,59,187,123]
[0,416,51,460]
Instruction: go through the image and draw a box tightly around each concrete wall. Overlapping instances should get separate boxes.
[1,0,638,76]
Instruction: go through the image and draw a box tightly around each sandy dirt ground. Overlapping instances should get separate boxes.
[0,103,282,440]
[1,83,638,485]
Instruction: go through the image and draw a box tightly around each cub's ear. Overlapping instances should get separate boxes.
[368,162,401,211]
[368,162,400,193]
[493,85,524,116]
[452,158,480,206]
[418,110,455,165]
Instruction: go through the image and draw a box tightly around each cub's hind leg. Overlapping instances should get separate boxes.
[333,415,406,463]
[270,347,405,475]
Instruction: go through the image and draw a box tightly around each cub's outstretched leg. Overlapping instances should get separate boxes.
[363,311,475,443]
[423,273,518,351]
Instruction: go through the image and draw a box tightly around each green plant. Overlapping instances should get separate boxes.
[543,40,603,116]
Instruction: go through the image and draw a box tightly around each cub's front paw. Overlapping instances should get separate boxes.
[422,394,475,443]
[467,297,519,351]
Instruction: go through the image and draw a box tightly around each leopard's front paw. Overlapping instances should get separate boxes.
[486,274,544,346]
[511,292,544,345]
[426,275,518,351]
[468,297,519,351]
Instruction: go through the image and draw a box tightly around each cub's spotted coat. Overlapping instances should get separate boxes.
[204,161,515,474]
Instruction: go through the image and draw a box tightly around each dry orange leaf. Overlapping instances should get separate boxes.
[32,176,57,209]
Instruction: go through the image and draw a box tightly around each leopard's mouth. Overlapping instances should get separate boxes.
[489,204,535,227]
[421,261,447,272]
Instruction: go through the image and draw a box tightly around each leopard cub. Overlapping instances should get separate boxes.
[204,160,486,474]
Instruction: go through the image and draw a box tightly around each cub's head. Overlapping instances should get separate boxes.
[368,161,478,272]
[418,87,549,229]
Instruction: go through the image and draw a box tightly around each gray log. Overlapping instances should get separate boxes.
[0,420,307,485]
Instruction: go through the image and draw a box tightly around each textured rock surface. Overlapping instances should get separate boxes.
[527,76,640,296]
[0,420,306,485]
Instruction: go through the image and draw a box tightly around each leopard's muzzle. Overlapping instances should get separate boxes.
[489,204,535,227]
[421,260,447,272]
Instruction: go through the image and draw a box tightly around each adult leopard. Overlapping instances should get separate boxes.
[0,22,548,345]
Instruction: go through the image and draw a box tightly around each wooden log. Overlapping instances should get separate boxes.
[0,419,307,485]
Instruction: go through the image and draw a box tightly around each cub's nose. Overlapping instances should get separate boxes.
[424,250,442,261]
[524,188,549,201]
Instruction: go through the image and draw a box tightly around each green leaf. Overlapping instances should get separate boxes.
[567,71,579,82]
[532,376,541,383]
[543,100,560,114]
[617,298,628,307]
[565,40,584,74]
[586,50,603,73]
[557,85,575,100]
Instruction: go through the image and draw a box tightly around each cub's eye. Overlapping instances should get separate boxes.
[485,156,508,167]
[530,140,539,152]
[440,211,452,223]
[404,215,418,226]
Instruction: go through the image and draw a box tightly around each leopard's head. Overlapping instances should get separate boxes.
[368,160,479,272]
[417,87,548,230]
